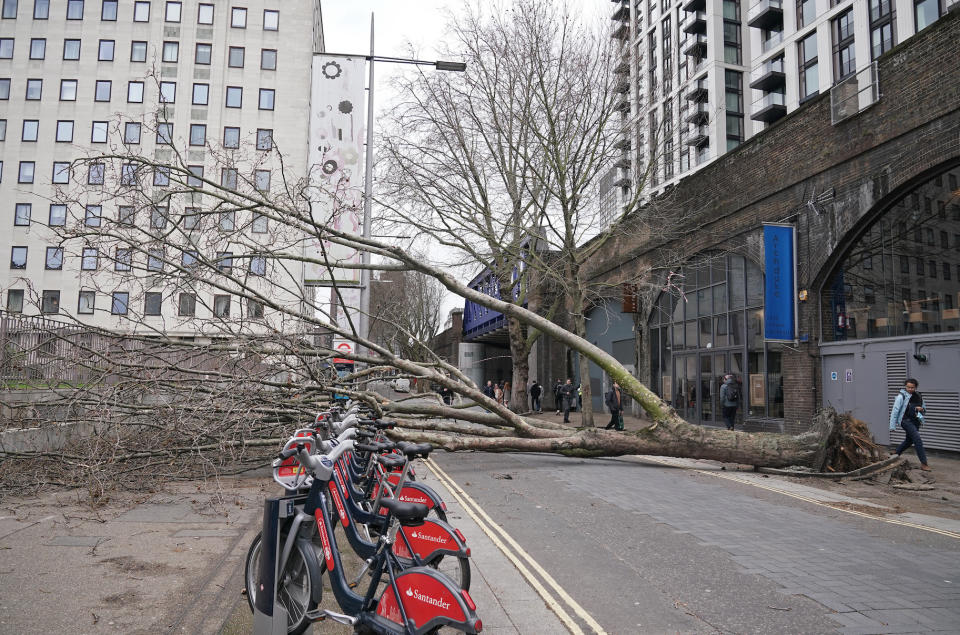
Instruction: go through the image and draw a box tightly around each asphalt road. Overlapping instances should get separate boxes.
[429,451,960,635]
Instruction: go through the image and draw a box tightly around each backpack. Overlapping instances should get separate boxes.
[726,382,740,403]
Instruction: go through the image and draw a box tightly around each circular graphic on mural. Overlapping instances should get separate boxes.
[322,61,342,79]
[339,100,353,114]
[322,159,339,175]
[341,147,359,164]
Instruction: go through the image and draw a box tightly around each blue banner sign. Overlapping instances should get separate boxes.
[763,223,796,341]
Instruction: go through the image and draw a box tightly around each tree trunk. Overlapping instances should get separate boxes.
[507,316,531,412]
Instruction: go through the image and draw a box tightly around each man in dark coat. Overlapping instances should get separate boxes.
[604,381,623,430]
[553,379,563,415]
[529,380,543,413]
[560,379,576,423]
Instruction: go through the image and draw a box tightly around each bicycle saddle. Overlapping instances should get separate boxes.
[397,442,433,459]
[379,497,428,526]
[375,454,405,470]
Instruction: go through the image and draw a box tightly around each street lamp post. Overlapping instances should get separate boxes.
[341,14,465,357]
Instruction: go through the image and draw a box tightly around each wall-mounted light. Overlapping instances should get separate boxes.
[798,289,808,302]
[913,353,928,363]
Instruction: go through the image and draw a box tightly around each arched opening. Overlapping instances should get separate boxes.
[820,165,960,342]
[647,252,785,426]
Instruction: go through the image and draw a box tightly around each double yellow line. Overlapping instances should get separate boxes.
[423,458,607,635]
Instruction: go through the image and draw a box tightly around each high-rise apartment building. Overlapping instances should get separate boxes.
[607,0,957,206]
[0,0,323,334]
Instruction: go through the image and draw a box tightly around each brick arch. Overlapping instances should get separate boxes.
[811,156,960,294]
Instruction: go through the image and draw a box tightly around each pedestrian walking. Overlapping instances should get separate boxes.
[604,381,624,430]
[889,377,931,471]
[554,379,563,415]
[503,381,511,409]
[719,373,741,431]
[494,382,504,406]
[482,380,495,400]
[560,379,576,423]
[529,380,543,413]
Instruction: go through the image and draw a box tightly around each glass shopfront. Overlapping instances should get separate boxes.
[822,166,960,341]
[648,253,785,424]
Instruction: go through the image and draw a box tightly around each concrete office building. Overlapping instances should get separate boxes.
[0,0,323,335]
[604,0,958,216]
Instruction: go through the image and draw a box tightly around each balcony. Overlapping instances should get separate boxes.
[614,137,632,150]
[615,95,630,112]
[750,91,786,123]
[749,57,785,91]
[614,57,630,75]
[611,0,630,22]
[685,79,709,102]
[747,0,783,30]
[682,34,707,57]
[685,108,709,125]
[681,0,707,12]
[686,126,709,147]
[615,77,630,93]
[761,30,784,52]
[612,22,630,40]
[682,11,707,34]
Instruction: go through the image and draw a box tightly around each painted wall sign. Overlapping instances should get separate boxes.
[763,223,797,341]
[830,371,838,381]
[845,369,853,382]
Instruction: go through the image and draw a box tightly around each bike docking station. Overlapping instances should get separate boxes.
[253,495,296,635]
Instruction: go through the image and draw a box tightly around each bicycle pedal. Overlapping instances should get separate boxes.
[306,609,357,626]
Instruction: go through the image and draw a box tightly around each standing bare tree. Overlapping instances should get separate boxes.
[368,267,445,363]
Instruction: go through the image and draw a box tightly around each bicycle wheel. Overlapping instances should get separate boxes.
[426,554,471,591]
[244,532,319,635]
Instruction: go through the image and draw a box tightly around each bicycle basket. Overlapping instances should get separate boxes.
[273,436,315,490]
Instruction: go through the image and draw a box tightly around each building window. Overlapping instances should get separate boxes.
[60,79,78,101]
[0,79,9,99]
[42,290,60,314]
[225,86,242,108]
[2,0,17,18]
[22,120,39,141]
[117,205,135,225]
[91,121,108,143]
[95,79,111,101]
[101,0,117,20]
[10,246,27,269]
[14,202,31,225]
[18,161,35,183]
[914,0,941,31]
[85,205,101,226]
[164,1,180,22]
[7,289,24,313]
[722,0,741,65]
[157,122,173,144]
[798,32,819,102]
[26,78,42,99]
[725,70,743,151]
[195,43,211,64]
[63,39,80,60]
[33,0,48,19]
[154,166,170,186]
[98,39,114,61]
[213,294,231,317]
[252,213,268,233]
[223,126,240,148]
[187,165,203,187]
[144,292,162,316]
[178,292,196,316]
[45,246,63,270]
[131,41,147,62]
[255,169,270,192]
[231,6,246,28]
[29,38,45,59]
[258,88,275,110]
[261,49,276,70]
[183,208,199,230]
[0,38,11,59]
[49,204,66,226]
[248,299,264,319]
[111,291,129,315]
[216,251,233,273]
[147,248,164,271]
[150,206,167,229]
[159,81,175,103]
[797,0,815,28]
[256,128,273,150]
[221,170,238,192]
[66,0,83,20]
[78,290,95,314]
[162,41,178,63]
[133,1,149,22]
[114,247,131,271]
[832,8,855,81]
[228,46,244,67]
[81,247,98,270]
[870,0,896,59]
[52,161,70,184]
[263,9,278,30]
[192,83,209,105]
[121,163,138,185]
[219,210,235,230]
[0,118,4,139]
[189,123,205,146]
[197,3,213,24]
[128,81,144,103]
[124,122,141,144]
[250,254,266,276]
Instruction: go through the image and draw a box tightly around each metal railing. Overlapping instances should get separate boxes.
[761,31,783,52]
[831,62,879,125]
[748,0,783,22]
[752,91,786,110]
[749,56,784,83]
